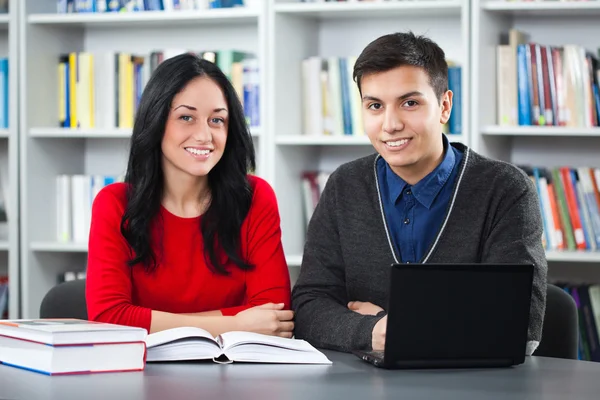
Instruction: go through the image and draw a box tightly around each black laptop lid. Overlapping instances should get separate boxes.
[384,263,534,366]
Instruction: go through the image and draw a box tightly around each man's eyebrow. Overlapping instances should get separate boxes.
[362,91,425,102]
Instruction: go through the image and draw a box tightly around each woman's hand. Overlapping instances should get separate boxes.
[235,303,294,338]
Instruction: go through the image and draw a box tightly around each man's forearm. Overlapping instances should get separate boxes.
[293,292,383,352]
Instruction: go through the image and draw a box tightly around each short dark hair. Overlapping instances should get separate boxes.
[122,53,256,275]
[353,31,448,102]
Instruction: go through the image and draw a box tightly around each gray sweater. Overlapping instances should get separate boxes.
[291,142,547,354]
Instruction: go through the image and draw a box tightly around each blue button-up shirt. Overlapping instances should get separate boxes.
[376,135,463,263]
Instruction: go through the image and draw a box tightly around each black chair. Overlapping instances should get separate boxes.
[39,279,88,320]
[535,283,579,360]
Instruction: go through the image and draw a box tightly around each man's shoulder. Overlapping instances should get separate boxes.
[329,152,379,183]
[465,147,532,191]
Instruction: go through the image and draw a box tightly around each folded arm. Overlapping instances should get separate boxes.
[292,172,384,352]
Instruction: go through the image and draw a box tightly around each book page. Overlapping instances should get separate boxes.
[145,326,216,348]
[219,332,326,354]
[219,332,332,364]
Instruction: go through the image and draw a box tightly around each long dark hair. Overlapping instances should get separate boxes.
[121,53,256,275]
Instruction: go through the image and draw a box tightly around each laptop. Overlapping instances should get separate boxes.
[353,263,534,369]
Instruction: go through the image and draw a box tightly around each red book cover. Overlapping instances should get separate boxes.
[560,167,586,249]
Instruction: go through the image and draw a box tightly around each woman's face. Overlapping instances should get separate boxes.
[161,76,229,180]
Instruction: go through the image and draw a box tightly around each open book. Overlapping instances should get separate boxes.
[145,327,332,365]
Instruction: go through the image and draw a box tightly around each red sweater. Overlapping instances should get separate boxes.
[85,176,291,332]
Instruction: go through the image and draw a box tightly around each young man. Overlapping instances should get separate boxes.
[291,31,547,355]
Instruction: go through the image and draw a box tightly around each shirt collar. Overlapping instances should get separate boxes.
[383,134,456,209]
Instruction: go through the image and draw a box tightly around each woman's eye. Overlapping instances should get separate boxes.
[211,118,225,124]
[180,115,193,122]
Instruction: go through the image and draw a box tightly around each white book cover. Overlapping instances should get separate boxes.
[56,175,71,242]
[70,175,91,243]
[0,319,147,376]
[0,319,147,345]
[94,52,117,129]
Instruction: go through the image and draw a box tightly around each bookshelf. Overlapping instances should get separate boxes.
[471,0,600,278]
[269,0,470,265]
[18,0,268,319]
[0,0,18,320]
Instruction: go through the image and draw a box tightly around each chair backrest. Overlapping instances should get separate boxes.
[39,279,88,320]
[535,283,579,360]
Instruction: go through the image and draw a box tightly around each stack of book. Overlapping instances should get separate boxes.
[0,319,147,375]
[496,29,600,127]
[58,49,259,130]
[57,0,248,13]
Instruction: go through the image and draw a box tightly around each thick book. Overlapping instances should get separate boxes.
[145,327,332,365]
[0,319,147,375]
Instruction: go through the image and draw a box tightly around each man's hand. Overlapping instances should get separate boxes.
[348,301,384,316]
[371,316,387,351]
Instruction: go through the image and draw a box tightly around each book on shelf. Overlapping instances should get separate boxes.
[58,270,87,284]
[519,165,600,252]
[57,49,259,131]
[57,0,248,14]
[145,326,332,364]
[56,174,124,243]
[301,170,330,227]
[497,29,600,127]
[0,58,8,130]
[301,56,462,137]
[0,319,147,375]
[0,275,7,319]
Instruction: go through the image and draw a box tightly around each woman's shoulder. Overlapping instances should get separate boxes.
[92,181,129,212]
[248,174,277,207]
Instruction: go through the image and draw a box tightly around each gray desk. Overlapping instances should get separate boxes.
[2,351,600,400]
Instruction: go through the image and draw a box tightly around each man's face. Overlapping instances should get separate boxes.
[360,65,452,183]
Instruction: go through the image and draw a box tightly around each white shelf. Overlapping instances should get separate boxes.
[286,254,302,268]
[30,242,88,252]
[483,1,600,16]
[546,251,600,263]
[29,127,133,139]
[0,129,8,138]
[0,14,8,27]
[481,126,600,137]
[0,240,9,251]
[276,135,371,146]
[28,8,260,28]
[275,0,462,18]
[29,127,261,139]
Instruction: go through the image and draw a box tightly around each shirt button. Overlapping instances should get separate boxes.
[404,218,410,224]
[406,190,411,195]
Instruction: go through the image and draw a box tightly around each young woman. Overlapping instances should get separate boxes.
[86,53,293,338]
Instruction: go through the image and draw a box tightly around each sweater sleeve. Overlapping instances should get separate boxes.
[291,171,383,353]
[481,173,548,352]
[86,185,152,332]
[219,177,291,316]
